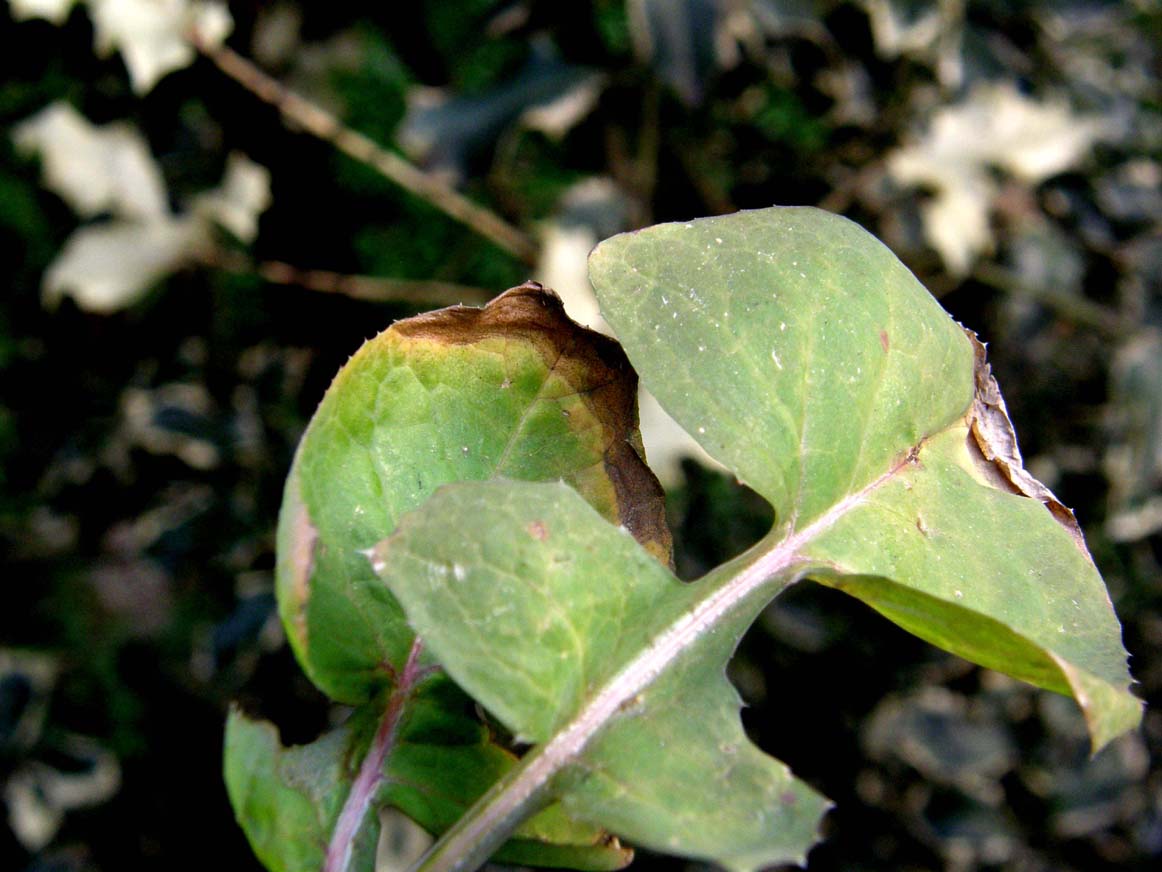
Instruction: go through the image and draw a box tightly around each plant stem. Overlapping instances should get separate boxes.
[973,262,1132,338]
[188,32,540,266]
[407,737,557,872]
[408,557,795,872]
[198,247,495,306]
[325,640,426,872]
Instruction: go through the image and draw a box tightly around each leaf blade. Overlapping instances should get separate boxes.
[373,479,829,869]
[278,283,670,703]
[225,682,634,872]
[267,284,665,866]
[802,425,1140,749]
[587,206,975,526]
[224,706,361,872]
[588,207,1138,748]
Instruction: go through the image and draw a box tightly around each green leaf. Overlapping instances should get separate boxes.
[373,481,829,870]
[591,208,973,524]
[224,705,370,872]
[277,281,671,704]
[588,207,1139,749]
[265,283,661,869]
[369,207,1136,871]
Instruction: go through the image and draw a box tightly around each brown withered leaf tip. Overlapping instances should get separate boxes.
[964,329,1091,557]
[397,282,673,567]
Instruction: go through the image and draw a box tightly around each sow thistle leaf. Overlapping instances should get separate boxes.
[369,207,1137,871]
[373,481,830,869]
[242,284,667,871]
[588,207,1139,749]
[277,281,670,703]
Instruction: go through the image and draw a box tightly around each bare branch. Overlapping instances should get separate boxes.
[189,31,540,265]
[200,247,496,307]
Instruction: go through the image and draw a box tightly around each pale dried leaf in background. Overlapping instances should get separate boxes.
[15,102,271,312]
[43,218,206,313]
[888,82,1105,274]
[192,153,273,243]
[87,0,232,93]
[861,0,965,88]
[5,739,121,851]
[13,101,168,220]
[7,0,77,23]
[7,0,232,93]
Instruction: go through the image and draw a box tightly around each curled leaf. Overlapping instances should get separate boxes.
[965,331,1088,550]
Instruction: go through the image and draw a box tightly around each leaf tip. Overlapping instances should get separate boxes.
[1049,653,1144,754]
[360,543,389,577]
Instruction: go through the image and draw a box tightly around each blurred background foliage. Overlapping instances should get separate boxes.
[1,1,1160,870]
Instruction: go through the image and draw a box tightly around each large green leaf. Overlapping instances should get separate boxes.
[246,283,669,871]
[278,282,670,704]
[373,481,829,870]
[588,207,1139,748]
[592,208,972,523]
[369,207,1137,871]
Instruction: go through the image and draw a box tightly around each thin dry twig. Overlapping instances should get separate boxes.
[200,247,496,307]
[973,261,1133,339]
[189,31,540,266]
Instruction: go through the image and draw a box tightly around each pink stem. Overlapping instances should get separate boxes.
[324,639,426,872]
